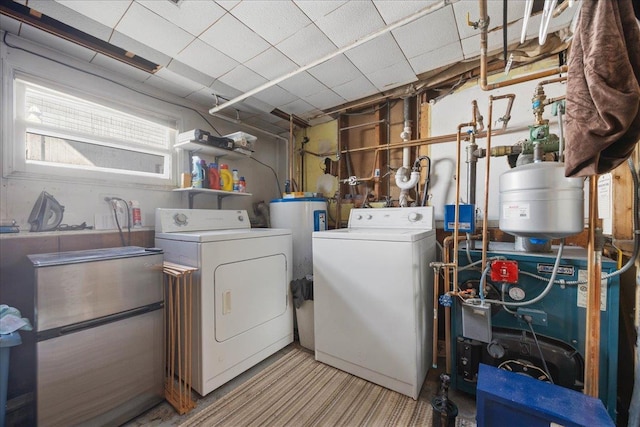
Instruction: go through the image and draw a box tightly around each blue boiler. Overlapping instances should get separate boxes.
[450,242,619,421]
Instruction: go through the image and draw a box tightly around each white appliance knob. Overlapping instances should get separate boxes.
[355,214,363,220]
[365,214,373,220]
[238,215,244,221]
[408,212,420,222]
[173,213,188,226]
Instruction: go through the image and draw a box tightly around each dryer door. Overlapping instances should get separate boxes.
[214,254,288,341]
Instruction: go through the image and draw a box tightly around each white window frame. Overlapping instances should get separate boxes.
[3,66,179,188]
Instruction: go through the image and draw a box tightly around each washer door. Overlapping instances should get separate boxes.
[214,254,288,342]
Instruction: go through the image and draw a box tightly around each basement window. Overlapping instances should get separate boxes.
[10,76,176,186]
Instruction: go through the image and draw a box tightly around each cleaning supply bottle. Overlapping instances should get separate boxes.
[191,156,203,188]
[232,169,240,192]
[208,162,220,190]
[219,164,233,192]
[129,200,142,228]
[200,159,209,188]
[238,176,246,193]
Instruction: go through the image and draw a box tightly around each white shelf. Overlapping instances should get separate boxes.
[175,141,248,159]
[173,188,252,197]
[173,187,252,209]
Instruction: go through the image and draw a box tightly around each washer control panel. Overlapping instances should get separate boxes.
[348,207,434,229]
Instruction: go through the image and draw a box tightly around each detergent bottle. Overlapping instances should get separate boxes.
[219,164,233,192]
[191,156,203,188]
[232,169,240,192]
[208,163,220,190]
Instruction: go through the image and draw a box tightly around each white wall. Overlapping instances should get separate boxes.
[0,33,288,231]
[429,74,570,222]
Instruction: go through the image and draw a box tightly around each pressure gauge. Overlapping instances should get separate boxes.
[508,286,526,301]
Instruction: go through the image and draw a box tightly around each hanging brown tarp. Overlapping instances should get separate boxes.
[564,0,640,177]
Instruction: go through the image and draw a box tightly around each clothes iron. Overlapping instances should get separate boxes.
[28,191,64,232]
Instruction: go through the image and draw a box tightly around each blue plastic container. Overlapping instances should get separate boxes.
[0,332,21,427]
[444,204,475,232]
[476,364,614,427]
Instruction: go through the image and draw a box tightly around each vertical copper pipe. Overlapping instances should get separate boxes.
[481,98,493,272]
[443,236,453,374]
[584,176,602,397]
[433,267,440,368]
[289,115,295,191]
[477,0,568,91]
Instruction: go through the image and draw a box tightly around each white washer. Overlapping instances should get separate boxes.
[155,208,293,396]
[312,207,436,399]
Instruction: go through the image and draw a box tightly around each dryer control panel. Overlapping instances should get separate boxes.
[348,207,434,229]
[155,208,250,233]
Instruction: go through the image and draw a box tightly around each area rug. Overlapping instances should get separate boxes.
[179,348,433,427]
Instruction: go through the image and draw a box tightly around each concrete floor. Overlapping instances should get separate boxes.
[124,342,478,427]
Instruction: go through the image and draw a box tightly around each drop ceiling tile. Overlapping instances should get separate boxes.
[185,87,219,107]
[294,1,347,22]
[409,41,464,74]
[345,32,405,74]
[392,6,458,59]
[304,89,347,110]
[148,68,206,98]
[0,15,22,33]
[332,75,378,102]
[145,68,205,97]
[29,1,113,40]
[308,55,363,88]
[216,1,241,12]
[199,13,270,64]
[110,31,173,67]
[252,86,298,108]
[314,1,386,48]
[453,0,526,40]
[137,0,226,37]
[244,48,298,80]
[278,72,327,98]
[115,2,194,57]
[218,65,268,93]
[175,38,239,79]
[230,1,311,45]
[276,23,337,67]
[19,24,96,62]
[53,0,130,29]
[210,80,244,102]
[240,97,276,114]
[279,98,316,116]
[167,60,215,87]
[366,61,417,91]
[91,53,151,82]
[374,0,439,24]
[242,116,289,134]
[460,23,520,59]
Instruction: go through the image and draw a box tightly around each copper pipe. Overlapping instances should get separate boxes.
[544,95,566,106]
[537,76,567,88]
[584,176,602,397]
[477,0,568,91]
[433,266,441,368]
[481,97,494,272]
[442,234,481,373]
[289,115,294,191]
[341,97,516,157]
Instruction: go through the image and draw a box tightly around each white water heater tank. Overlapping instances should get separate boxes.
[499,162,584,239]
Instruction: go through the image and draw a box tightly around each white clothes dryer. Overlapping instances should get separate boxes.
[155,209,293,396]
[312,207,436,399]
